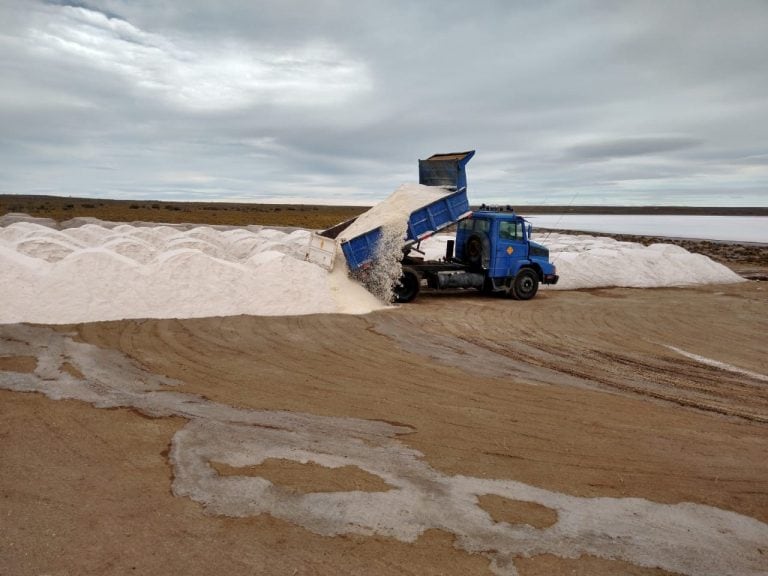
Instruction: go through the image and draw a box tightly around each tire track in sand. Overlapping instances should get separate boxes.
[2,323,767,576]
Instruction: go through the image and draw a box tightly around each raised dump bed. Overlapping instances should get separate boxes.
[307,150,558,303]
[339,188,470,270]
[305,151,474,271]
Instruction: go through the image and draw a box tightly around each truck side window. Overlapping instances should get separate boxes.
[460,219,491,234]
[499,221,519,240]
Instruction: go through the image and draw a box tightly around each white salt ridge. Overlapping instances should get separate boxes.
[419,233,743,290]
[0,222,384,325]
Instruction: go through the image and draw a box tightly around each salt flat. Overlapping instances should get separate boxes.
[1,217,767,576]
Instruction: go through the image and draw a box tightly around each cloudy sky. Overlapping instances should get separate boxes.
[1,0,767,206]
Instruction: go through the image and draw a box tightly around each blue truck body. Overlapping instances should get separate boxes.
[452,210,558,294]
[335,150,558,302]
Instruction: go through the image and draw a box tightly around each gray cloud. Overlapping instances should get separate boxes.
[567,137,703,161]
[0,0,767,206]
[43,0,123,20]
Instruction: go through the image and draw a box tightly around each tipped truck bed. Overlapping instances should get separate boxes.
[340,188,471,270]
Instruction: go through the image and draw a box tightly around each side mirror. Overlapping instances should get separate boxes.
[527,223,532,238]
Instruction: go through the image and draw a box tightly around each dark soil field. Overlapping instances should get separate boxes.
[0,194,366,229]
[4,194,767,228]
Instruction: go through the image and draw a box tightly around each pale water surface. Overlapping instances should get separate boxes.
[527,215,768,243]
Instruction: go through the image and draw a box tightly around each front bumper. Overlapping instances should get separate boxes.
[543,274,559,285]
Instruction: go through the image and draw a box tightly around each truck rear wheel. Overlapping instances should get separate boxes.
[511,268,539,300]
[393,269,420,303]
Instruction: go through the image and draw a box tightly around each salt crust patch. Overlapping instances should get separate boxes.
[419,233,743,289]
[2,324,767,576]
[0,222,383,324]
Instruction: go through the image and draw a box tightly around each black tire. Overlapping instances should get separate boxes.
[465,234,484,267]
[511,268,539,300]
[393,269,420,303]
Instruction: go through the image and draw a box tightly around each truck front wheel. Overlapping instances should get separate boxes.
[510,269,539,300]
[393,269,420,303]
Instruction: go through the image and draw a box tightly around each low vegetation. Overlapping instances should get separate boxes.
[0,195,366,229]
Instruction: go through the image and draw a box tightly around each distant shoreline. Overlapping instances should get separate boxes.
[493,205,768,216]
[2,194,767,220]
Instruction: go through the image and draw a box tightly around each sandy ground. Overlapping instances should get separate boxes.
[2,281,768,575]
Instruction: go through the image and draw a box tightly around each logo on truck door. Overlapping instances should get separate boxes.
[506,246,514,255]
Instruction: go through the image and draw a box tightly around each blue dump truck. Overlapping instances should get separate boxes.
[308,150,558,302]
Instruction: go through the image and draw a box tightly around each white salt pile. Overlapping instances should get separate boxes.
[0,220,745,325]
[540,232,744,289]
[418,232,744,290]
[0,222,384,325]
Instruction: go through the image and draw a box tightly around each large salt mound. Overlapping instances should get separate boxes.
[0,222,383,325]
[540,233,743,289]
[419,232,743,290]
[1,222,745,325]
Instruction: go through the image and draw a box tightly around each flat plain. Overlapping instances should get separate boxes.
[1,199,767,575]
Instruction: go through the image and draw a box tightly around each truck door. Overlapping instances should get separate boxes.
[492,219,527,278]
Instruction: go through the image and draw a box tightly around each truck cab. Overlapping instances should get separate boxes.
[395,207,559,303]
[455,210,558,299]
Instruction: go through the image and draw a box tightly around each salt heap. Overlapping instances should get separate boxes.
[419,232,743,290]
[0,222,384,325]
[542,233,745,289]
[0,217,745,325]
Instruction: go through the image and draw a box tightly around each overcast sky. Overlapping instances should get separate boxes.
[1,0,767,206]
